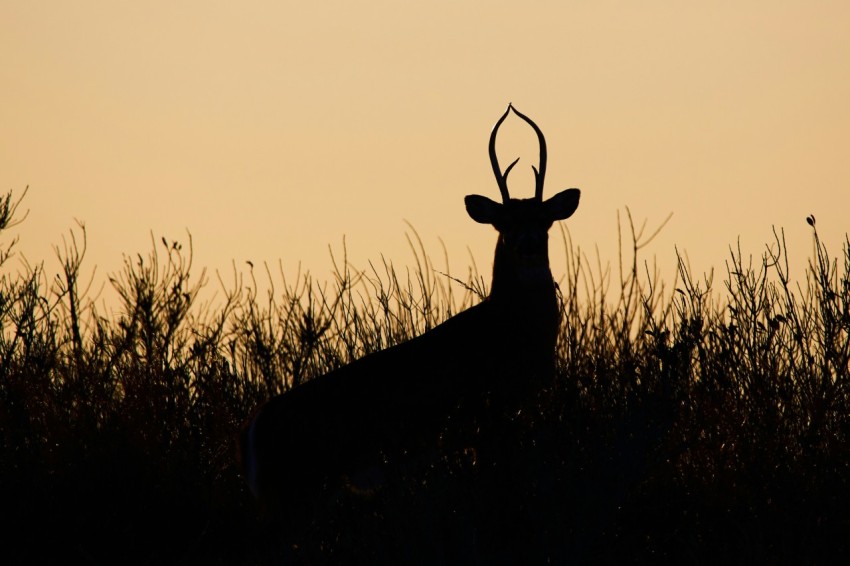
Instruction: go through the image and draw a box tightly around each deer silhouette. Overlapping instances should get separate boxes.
[241,104,581,524]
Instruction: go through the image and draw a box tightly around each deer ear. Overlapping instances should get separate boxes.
[465,195,503,225]
[544,188,580,221]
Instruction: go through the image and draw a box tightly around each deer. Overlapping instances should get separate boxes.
[240,104,581,529]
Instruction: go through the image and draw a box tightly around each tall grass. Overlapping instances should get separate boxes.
[1,188,848,563]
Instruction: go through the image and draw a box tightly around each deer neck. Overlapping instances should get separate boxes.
[485,236,560,375]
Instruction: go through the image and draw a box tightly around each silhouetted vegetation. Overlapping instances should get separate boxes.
[2,188,848,563]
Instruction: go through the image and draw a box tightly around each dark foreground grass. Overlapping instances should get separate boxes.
[1,188,849,564]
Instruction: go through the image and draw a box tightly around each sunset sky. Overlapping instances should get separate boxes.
[2,1,849,307]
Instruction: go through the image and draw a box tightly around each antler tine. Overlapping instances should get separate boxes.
[510,106,548,201]
[489,104,518,203]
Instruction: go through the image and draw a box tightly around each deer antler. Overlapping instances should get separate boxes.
[489,104,520,204]
[509,105,548,201]
[489,104,549,202]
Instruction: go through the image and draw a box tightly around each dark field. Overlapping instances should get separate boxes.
[2,189,848,564]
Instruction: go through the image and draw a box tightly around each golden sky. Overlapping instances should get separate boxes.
[2,1,849,304]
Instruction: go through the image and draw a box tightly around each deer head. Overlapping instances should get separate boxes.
[465,104,581,301]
